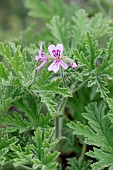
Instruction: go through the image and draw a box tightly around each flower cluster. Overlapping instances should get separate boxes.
[35,43,78,73]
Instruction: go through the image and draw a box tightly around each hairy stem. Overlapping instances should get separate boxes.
[54,68,67,150]
[78,143,87,166]
[72,77,89,93]
[54,116,62,141]
[20,165,34,170]
[60,67,67,88]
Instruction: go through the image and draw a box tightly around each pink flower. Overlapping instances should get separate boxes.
[35,42,48,71]
[35,43,78,73]
[70,62,78,68]
[48,44,68,73]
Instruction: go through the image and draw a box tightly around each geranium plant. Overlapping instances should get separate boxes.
[1,0,113,170]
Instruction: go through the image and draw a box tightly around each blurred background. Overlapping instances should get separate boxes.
[0,0,113,42]
[0,0,28,41]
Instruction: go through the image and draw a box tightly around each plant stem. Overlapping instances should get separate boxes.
[20,165,34,170]
[54,116,62,140]
[54,68,67,150]
[60,67,67,88]
[0,83,20,87]
[78,143,87,167]
[72,77,89,93]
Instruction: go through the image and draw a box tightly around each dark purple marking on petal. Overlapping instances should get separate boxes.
[41,53,44,57]
[52,50,57,57]
[56,50,60,56]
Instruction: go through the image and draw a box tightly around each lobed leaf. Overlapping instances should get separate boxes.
[67,102,113,169]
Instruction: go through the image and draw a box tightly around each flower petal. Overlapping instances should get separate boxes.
[56,44,63,57]
[35,42,43,61]
[35,42,48,62]
[36,60,47,71]
[70,62,78,68]
[48,61,56,71]
[48,44,56,58]
[60,60,68,70]
[35,55,40,61]
[48,60,60,73]
[53,61,60,73]
[39,42,42,56]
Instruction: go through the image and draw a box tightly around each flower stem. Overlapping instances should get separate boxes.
[20,165,33,170]
[60,67,67,88]
[54,68,67,150]
[72,77,89,93]
[54,116,62,141]
[78,143,87,167]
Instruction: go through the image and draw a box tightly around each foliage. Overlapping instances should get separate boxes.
[24,0,78,21]
[0,42,71,116]
[87,0,113,18]
[73,33,113,99]
[0,130,18,166]
[66,157,91,170]
[11,127,59,170]
[67,102,113,170]
[47,9,113,50]
[0,31,71,169]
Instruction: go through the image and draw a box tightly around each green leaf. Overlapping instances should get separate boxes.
[38,112,53,127]
[25,0,65,20]
[73,49,90,69]
[33,78,72,97]
[66,157,91,170]
[11,144,33,167]
[0,112,30,133]
[67,121,95,145]
[0,133,18,166]
[84,32,99,69]
[107,98,113,125]
[47,16,70,49]
[86,148,113,170]
[74,34,113,99]
[0,42,36,86]
[0,92,54,132]
[24,0,78,21]
[31,70,72,112]
[0,149,8,166]
[67,102,113,170]
[71,11,113,48]
[73,32,101,71]
[89,13,113,38]
[71,9,87,47]
[0,86,21,115]
[11,127,59,169]
[32,127,59,170]
[0,62,9,80]
[88,74,109,99]
[108,37,113,58]
[97,38,113,79]
[87,38,113,98]
[0,134,17,150]
[107,98,113,112]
